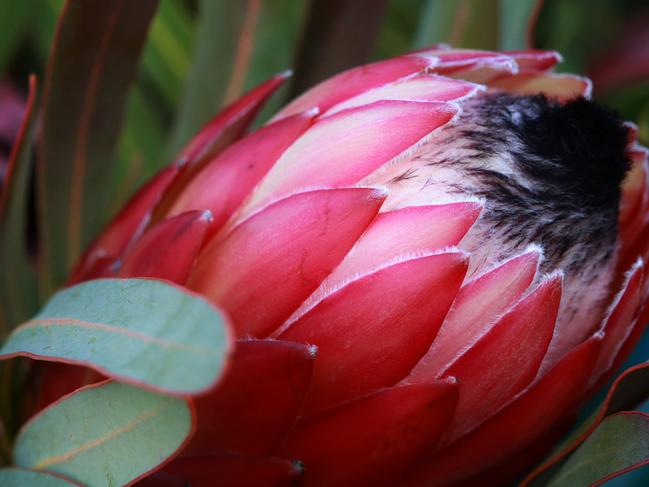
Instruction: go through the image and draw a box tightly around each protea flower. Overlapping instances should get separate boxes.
[36,47,649,486]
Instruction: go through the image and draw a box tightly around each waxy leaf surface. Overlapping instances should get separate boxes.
[0,279,232,395]
[548,412,649,486]
[14,381,192,487]
[0,468,79,486]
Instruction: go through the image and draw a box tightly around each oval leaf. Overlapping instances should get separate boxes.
[548,412,649,486]
[14,381,193,487]
[0,278,233,395]
[0,468,80,486]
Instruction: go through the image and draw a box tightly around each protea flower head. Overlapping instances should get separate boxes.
[49,47,649,486]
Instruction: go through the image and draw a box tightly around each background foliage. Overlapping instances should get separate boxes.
[1,0,647,213]
[0,0,649,485]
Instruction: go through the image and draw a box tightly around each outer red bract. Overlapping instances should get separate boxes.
[48,47,649,486]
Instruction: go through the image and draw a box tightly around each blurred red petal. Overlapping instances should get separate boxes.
[619,151,649,261]
[456,420,571,487]
[588,17,649,93]
[189,188,385,337]
[610,303,649,376]
[186,340,314,456]
[281,251,467,413]
[620,150,648,233]
[278,380,459,487]
[118,210,211,283]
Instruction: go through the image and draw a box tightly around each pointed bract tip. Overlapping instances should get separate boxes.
[441,375,459,386]
[200,210,214,222]
[581,77,594,99]
[632,256,645,271]
[541,269,564,287]
[627,258,645,289]
[278,69,294,79]
[307,344,318,359]
[303,106,321,117]
[456,196,486,213]
[111,259,122,273]
[523,242,546,262]
[364,185,389,201]
[175,156,189,169]
[291,460,305,475]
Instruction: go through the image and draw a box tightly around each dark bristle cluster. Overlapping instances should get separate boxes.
[512,94,631,212]
[454,93,631,270]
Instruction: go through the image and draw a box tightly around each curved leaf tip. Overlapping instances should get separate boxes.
[0,278,234,396]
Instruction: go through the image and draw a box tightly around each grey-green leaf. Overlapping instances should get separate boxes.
[14,381,192,487]
[548,412,649,486]
[0,278,232,396]
[0,468,79,486]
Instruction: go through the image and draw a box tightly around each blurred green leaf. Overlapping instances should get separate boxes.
[0,1,31,75]
[414,0,498,50]
[600,82,649,126]
[245,0,309,125]
[499,0,542,50]
[0,76,38,336]
[112,0,195,200]
[548,412,649,486]
[289,0,388,98]
[113,86,167,208]
[413,0,541,50]
[14,381,192,486]
[31,0,65,68]
[141,0,194,108]
[0,468,78,486]
[374,0,422,59]
[533,0,632,75]
[0,278,232,395]
[37,0,159,295]
[168,0,308,156]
